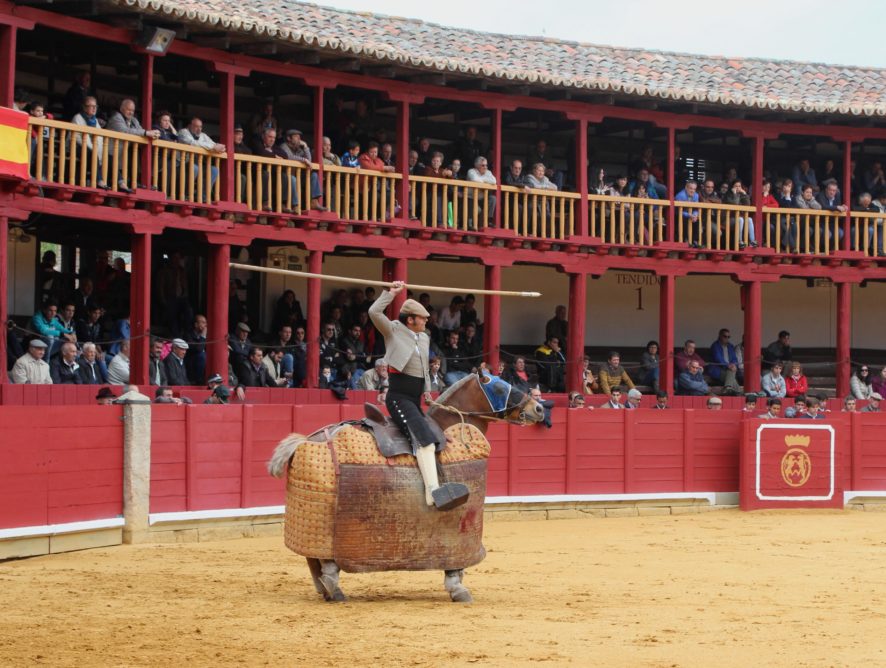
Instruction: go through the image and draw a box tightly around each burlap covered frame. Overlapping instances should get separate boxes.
[284,423,491,572]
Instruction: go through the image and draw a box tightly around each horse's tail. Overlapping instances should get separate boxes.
[267,432,307,478]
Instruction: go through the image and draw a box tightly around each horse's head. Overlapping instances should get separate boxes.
[478,374,545,425]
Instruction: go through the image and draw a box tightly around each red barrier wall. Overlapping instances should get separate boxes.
[0,406,124,529]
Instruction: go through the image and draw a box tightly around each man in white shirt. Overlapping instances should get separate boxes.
[465,156,497,227]
[178,117,225,199]
[107,340,131,385]
[11,339,52,384]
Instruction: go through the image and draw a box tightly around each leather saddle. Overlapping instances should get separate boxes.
[360,402,446,458]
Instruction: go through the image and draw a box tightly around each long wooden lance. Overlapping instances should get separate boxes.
[229,262,542,297]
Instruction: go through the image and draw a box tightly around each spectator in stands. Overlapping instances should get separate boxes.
[357,358,389,393]
[864,161,886,194]
[231,123,250,154]
[640,340,660,393]
[427,356,446,394]
[581,356,599,395]
[318,323,341,377]
[742,394,758,413]
[153,110,179,142]
[407,150,421,176]
[185,314,207,385]
[204,385,231,405]
[723,179,757,248]
[31,300,75,356]
[237,346,277,387]
[600,386,624,409]
[155,387,188,405]
[278,129,326,211]
[674,340,705,375]
[816,180,848,220]
[785,396,807,418]
[503,356,532,393]
[792,159,818,193]
[534,337,566,393]
[148,338,167,386]
[466,156,497,225]
[322,136,340,166]
[63,71,95,120]
[443,331,472,387]
[340,324,369,388]
[96,387,117,405]
[708,328,742,395]
[872,366,886,398]
[591,167,611,195]
[380,143,395,169]
[526,162,558,191]
[861,392,882,413]
[504,160,528,187]
[157,251,192,338]
[706,396,723,410]
[107,99,160,192]
[11,339,51,384]
[568,391,586,408]
[460,322,482,365]
[598,351,635,395]
[437,296,463,334]
[675,180,701,247]
[794,184,822,211]
[852,192,884,256]
[261,348,290,388]
[341,140,361,168]
[77,342,107,384]
[759,398,782,419]
[785,362,808,398]
[38,250,64,307]
[178,117,225,195]
[653,390,669,409]
[698,179,721,204]
[358,141,397,216]
[678,359,710,396]
[801,396,824,419]
[107,340,130,385]
[454,126,483,177]
[416,137,433,169]
[527,140,564,190]
[57,301,77,337]
[542,305,567,352]
[843,396,858,413]
[761,361,787,398]
[629,169,659,201]
[228,322,252,368]
[763,330,792,368]
[851,365,873,400]
[272,289,305,333]
[72,277,95,320]
[162,339,190,386]
[248,100,278,145]
[625,388,643,409]
[530,386,555,426]
[50,341,81,384]
[774,179,797,252]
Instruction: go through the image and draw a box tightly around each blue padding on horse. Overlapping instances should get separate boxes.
[480,374,511,413]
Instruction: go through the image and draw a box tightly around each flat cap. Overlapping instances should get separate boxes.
[207,373,224,387]
[400,299,430,318]
[285,128,302,137]
[236,322,251,333]
[871,392,883,401]
[172,338,189,350]
[233,123,244,131]
[212,385,231,402]
[29,339,48,348]
[95,387,116,400]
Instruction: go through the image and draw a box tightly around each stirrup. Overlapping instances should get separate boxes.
[432,483,470,511]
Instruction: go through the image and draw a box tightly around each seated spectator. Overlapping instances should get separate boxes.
[443,331,473,387]
[698,179,721,204]
[708,328,742,395]
[534,337,566,393]
[278,128,326,211]
[526,140,564,190]
[75,301,103,345]
[358,141,396,216]
[178,117,225,198]
[185,314,208,385]
[422,151,454,225]
[722,179,757,248]
[236,346,277,387]
[785,395,807,418]
[321,136,340,166]
[248,100,278,145]
[107,340,130,385]
[465,156,497,225]
[785,362,808,398]
[629,169,660,200]
[106,98,160,192]
[204,385,231,405]
[625,388,643,409]
[568,391,585,408]
[763,331,792,368]
[462,294,480,330]
[759,398,782,419]
[71,97,107,188]
[503,159,528,187]
[653,390,669,409]
[591,167,611,195]
[801,396,825,419]
[262,348,290,388]
[640,340,660,393]
[57,301,77,337]
[380,142,395,169]
[50,341,81,384]
[318,323,341,377]
[357,358,389,391]
[861,392,882,413]
[581,356,600,395]
[794,184,822,210]
[31,300,76,356]
[77,342,108,384]
[416,137,433,169]
[761,361,787,398]
[502,356,532,393]
[773,179,797,252]
[598,351,635,395]
[407,149,421,176]
[852,192,884,256]
[872,366,886,398]
[545,306,568,351]
[865,161,886,193]
[438,296,463,334]
[148,338,167,386]
[153,110,179,142]
[526,162,558,191]
[228,323,252,368]
[12,339,52,384]
[460,323,482,369]
[851,365,873,400]
[678,360,710,396]
[163,338,190,386]
[272,289,305,333]
[95,387,117,405]
[428,356,446,393]
[529,386,555,426]
[675,180,701,247]
[600,386,625,409]
[230,123,250,154]
[742,393,759,413]
[706,396,723,410]
[792,159,818,193]
[341,140,361,168]
[843,396,858,413]
[815,180,848,246]
[674,340,705,376]
[155,386,187,405]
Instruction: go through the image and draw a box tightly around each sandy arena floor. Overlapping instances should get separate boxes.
[3,509,886,667]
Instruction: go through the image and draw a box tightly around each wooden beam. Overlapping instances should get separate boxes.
[410,73,446,86]
[362,65,396,78]
[325,58,362,72]
[190,34,231,50]
[287,51,321,65]
[232,42,278,56]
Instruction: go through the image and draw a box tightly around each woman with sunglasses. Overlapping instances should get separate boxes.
[852,365,873,400]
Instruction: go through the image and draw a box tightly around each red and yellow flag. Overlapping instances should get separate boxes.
[0,106,29,180]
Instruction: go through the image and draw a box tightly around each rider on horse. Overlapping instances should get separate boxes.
[369,281,470,511]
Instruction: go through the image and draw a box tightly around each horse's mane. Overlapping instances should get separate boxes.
[435,373,479,405]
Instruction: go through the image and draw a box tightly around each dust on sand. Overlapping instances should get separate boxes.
[2,510,886,667]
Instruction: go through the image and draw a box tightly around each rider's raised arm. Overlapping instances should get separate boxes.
[368,289,395,338]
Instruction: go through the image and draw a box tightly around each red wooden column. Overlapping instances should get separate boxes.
[0,216,8,379]
[138,53,154,187]
[658,274,675,396]
[574,117,589,238]
[305,249,323,389]
[836,281,852,397]
[743,280,763,393]
[213,64,249,204]
[491,107,503,229]
[382,257,408,316]
[751,134,765,246]
[312,85,325,165]
[666,126,676,242]
[394,97,411,222]
[129,231,153,386]
[483,263,502,370]
[566,271,587,393]
[0,24,16,108]
[206,242,230,382]
[843,140,853,250]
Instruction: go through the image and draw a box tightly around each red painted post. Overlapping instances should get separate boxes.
[129,231,153,386]
[836,281,852,397]
[752,134,764,247]
[0,25,16,108]
[658,274,675,396]
[574,117,589,238]
[139,53,154,188]
[0,217,8,379]
[743,280,762,393]
[491,107,502,229]
[207,243,230,383]
[313,84,324,167]
[305,250,323,389]
[566,272,587,393]
[218,69,236,203]
[483,263,501,371]
[666,126,676,242]
[395,98,410,221]
[843,140,852,251]
[383,257,408,316]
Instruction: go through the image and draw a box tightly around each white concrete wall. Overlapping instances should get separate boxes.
[7,232,37,316]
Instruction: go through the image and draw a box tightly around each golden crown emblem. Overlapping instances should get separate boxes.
[784,435,811,448]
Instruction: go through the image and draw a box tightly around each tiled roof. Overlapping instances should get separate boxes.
[110,0,886,117]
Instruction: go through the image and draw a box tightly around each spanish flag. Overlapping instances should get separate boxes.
[0,106,29,180]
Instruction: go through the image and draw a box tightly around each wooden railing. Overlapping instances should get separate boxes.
[152,140,223,204]
[323,165,401,223]
[589,194,666,245]
[762,208,845,255]
[849,210,886,257]
[29,117,145,192]
[233,154,312,214]
[673,201,757,251]
[408,175,496,231]
[500,185,578,239]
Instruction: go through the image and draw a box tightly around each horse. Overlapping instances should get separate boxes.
[268,373,545,603]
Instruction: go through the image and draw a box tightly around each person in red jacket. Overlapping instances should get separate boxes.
[785,361,809,398]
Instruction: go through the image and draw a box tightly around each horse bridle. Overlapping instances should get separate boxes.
[428,390,535,426]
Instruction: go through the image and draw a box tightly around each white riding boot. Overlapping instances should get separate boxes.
[415,444,440,506]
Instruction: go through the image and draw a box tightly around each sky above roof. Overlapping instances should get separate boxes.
[318,0,886,69]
